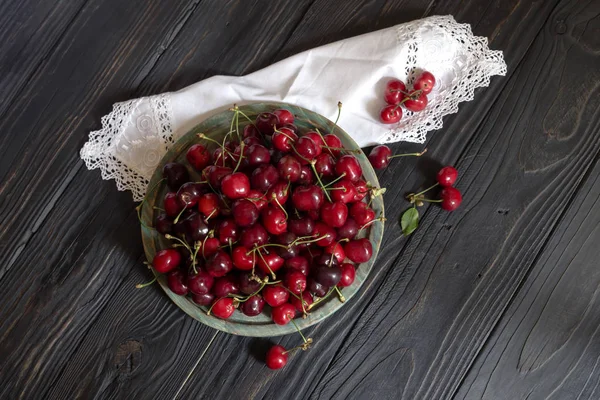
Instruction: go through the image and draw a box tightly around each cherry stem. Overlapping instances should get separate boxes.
[412,183,439,198]
[293,234,329,246]
[165,234,191,253]
[419,198,443,203]
[191,242,200,274]
[388,148,427,159]
[201,233,211,260]
[197,133,234,159]
[308,287,336,310]
[334,101,342,127]
[290,319,309,344]
[398,89,423,106]
[173,206,188,224]
[246,243,289,256]
[334,286,346,302]
[282,340,313,354]
[358,216,386,234]
[232,141,245,173]
[310,161,332,202]
[136,276,157,289]
[256,250,276,280]
[322,173,346,188]
[273,195,288,219]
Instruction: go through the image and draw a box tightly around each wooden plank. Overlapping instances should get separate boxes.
[0,0,320,398]
[456,158,600,399]
[174,0,571,399]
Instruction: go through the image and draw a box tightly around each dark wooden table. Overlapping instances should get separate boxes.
[1,0,600,399]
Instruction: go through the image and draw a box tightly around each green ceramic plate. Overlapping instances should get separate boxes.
[141,102,384,337]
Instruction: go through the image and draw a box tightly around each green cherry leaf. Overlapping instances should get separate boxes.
[401,207,419,236]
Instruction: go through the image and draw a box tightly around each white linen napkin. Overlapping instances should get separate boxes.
[80,15,506,201]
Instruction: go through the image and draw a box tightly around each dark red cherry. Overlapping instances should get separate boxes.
[330,179,357,203]
[337,217,359,240]
[177,182,204,209]
[440,187,462,211]
[350,202,375,226]
[335,155,362,182]
[404,90,428,112]
[274,232,298,260]
[324,242,345,264]
[263,285,289,307]
[186,144,212,171]
[246,144,271,166]
[200,237,220,259]
[353,179,369,202]
[217,218,239,245]
[295,136,318,161]
[315,153,335,178]
[232,199,259,227]
[368,145,392,169]
[285,256,310,276]
[243,124,260,138]
[304,132,324,157]
[211,297,235,319]
[298,165,315,185]
[308,278,328,297]
[277,155,302,182]
[292,185,324,211]
[320,201,348,228]
[380,105,402,124]
[155,214,173,234]
[267,181,290,206]
[313,222,336,247]
[288,215,315,236]
[257,252,285,275]
[240,224,268,248]
[243,136,262,147]
[152,249,181,273]
[167,270,188,295]
[251,164,279,191]
[437,166,458,187]
[163,162,189,190]
[164,192,184,217]
[272,127,298,152]
[323,134,342,157]
[212,276,240,298]
[314,265,342,287]
[338,263,356,287]
[205,250,233,277]
[188,269,214,295]
[266,345,288,370]
[204,165,232,189]
[314,253,339,268]
[246,189,268,211]
[285,271,307,295]
[273,108,294,125]
[213,146,233,167]
[290,291,313,313]
[183,212,209,242]
[221,172,250,199]
[190,292,213,306]
[344,238,373,263]
[255,112,279,135]
[272,303,296,325]
[384,79,407,105]
[238,271,263,295]
[240,295,265,317]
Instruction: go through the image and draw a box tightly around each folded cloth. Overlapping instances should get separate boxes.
[80,15,506,201]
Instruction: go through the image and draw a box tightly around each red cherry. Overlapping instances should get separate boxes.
[288,215,315,236]
[285,256,310,276]
[204,165,232,189]
[350,202,375,226]
[152,249,181,273]
[245,144,271,166]
[295,136,318,161]
[285,271,307,295]
[337,217,359,240]
[338,263,356,287]
[243,136,262,147]
[232,199,259,227]
[315,153,335,178]
[330,179,357,203]
[251,164,280,191]
[186,144,212,171]
[380,105,402,124]
[437,166,458,187]
[321,201,348,228]
[272,127,298,152]
[273,108,294,125]
[292,185,324,211]
[198,193,221,218]
[188,269,214,295]
[404,90,428,112]
[313,222,336,247]
[200,237,220,258]
[290,291,313,312]
[344,238,373,263]
[335,155,362,182]
[191,292,214,306]
[298,165,315,185]
[413,71,436,94]
[263,285,289,307]
[353,180,369,202]
[243,124,260,138]
[384,79,407,105]
[324,242,345,264]
[213,147,233,167]
[278,155,302,182]
[272,303,296,325]
[440,187,462,211]
[262,206,288,235]
[232,246,256,270]
[267,181,290,206]
[257,251,285,275]
[304,132,324,157]
[212,276,240,298]
[240,223,268,248]
[217,218,239,245]
[265,345,288,370]
[240,295,265,317]
[246,189,268,211]
[164,192,184,217]
[368,145,392,169]
[255,112,279,135]
[167,270,188,295]
[211,297,235,319]
[221,172,250,199]
[205,250,233,277]
[323,134,342,157]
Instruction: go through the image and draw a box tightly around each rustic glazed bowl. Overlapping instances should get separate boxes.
[141,102,384,336]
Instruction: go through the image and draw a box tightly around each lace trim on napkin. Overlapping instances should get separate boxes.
[383,15,507,144]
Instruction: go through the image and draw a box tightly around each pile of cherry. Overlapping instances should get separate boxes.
[379,71,435,124]
[144,107,381,367]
